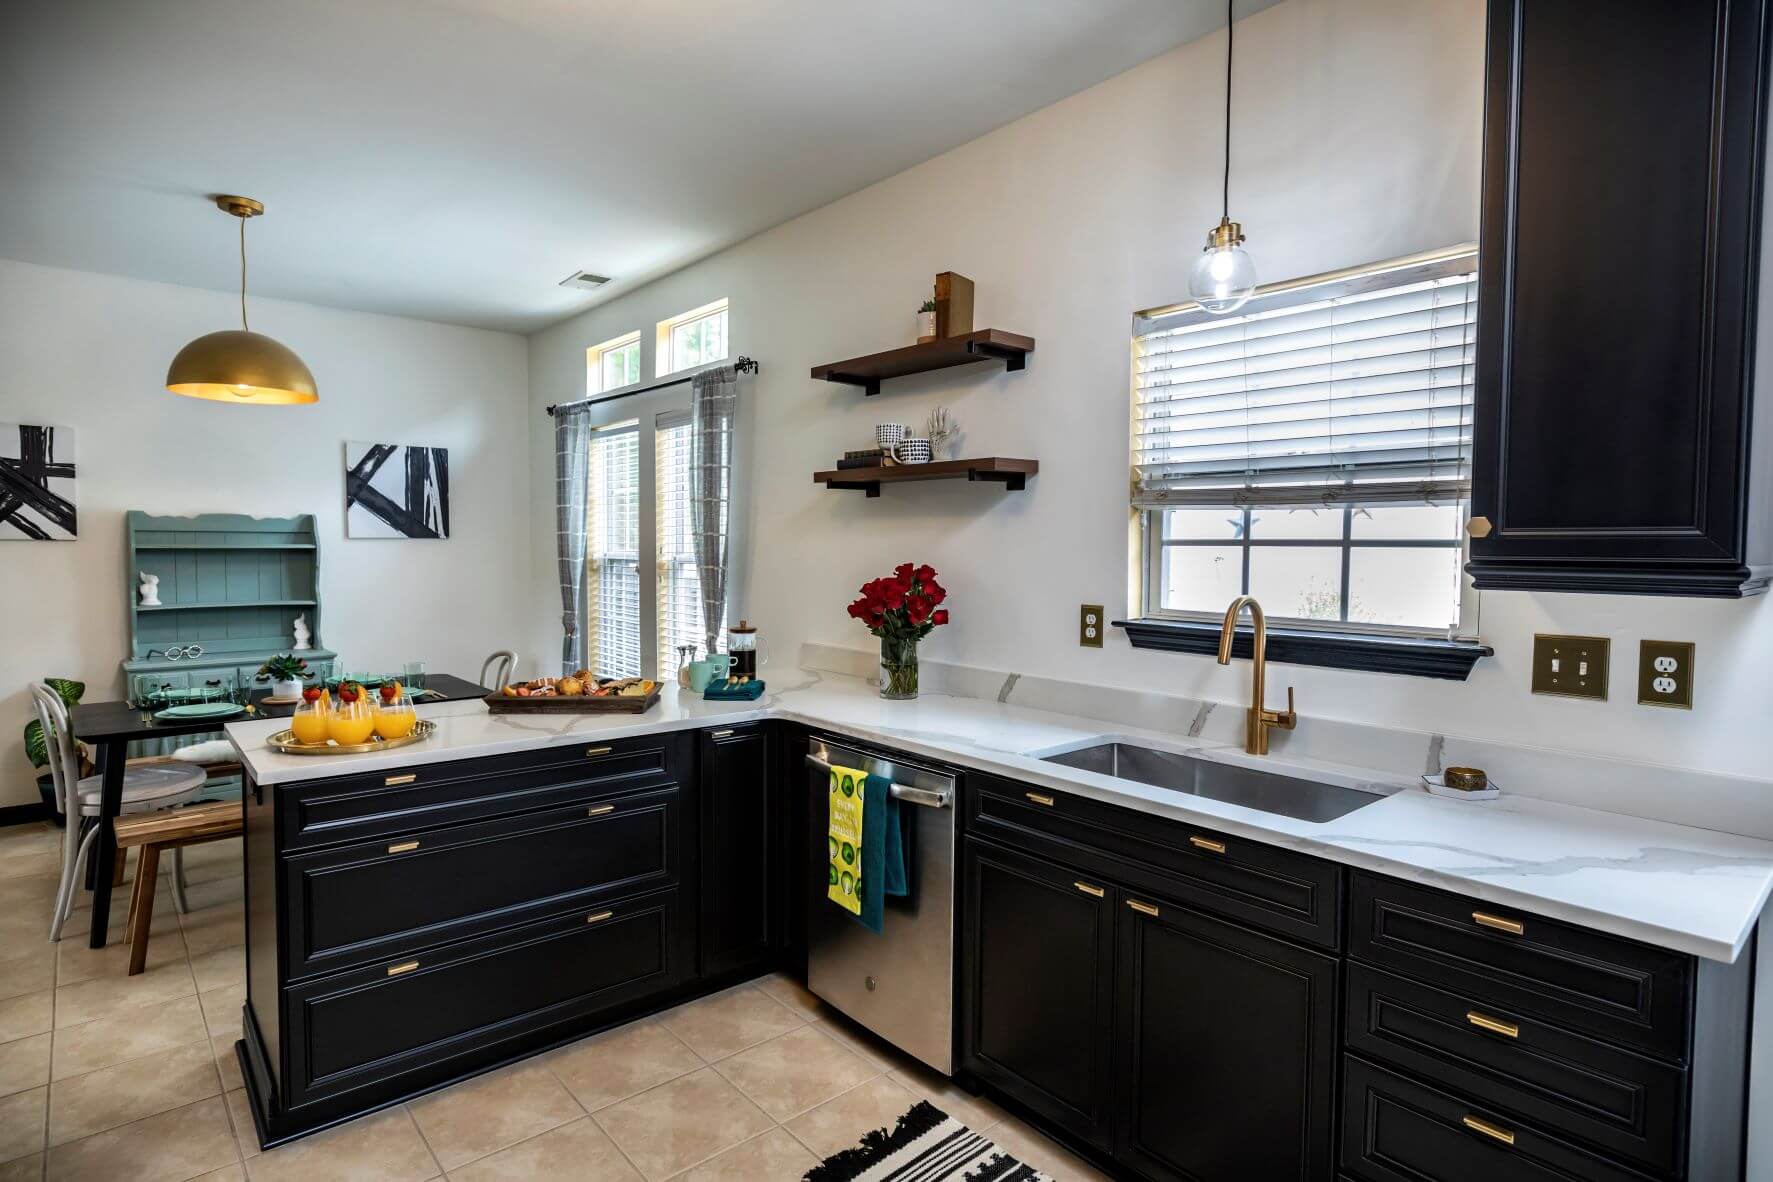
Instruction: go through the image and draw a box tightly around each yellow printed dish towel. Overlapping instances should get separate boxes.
[827,764,866,917]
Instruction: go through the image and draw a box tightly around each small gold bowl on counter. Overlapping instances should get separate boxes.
[1442,766,1489,792]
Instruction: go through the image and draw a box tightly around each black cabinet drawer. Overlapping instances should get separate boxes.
[1341,1056,1657,1182]
[284,785,679,978]
[283,887,684,1109]
[1349,872,1691,1061]
[1345,962,1684,1174]
[279,732,686,850]
[968,775,1342,950]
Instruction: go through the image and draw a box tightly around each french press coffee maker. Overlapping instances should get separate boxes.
[727,621,766,679]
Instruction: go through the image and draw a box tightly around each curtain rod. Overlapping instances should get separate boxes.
[546,356,759,417]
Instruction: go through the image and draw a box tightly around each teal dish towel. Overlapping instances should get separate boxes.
[856,771,909,934]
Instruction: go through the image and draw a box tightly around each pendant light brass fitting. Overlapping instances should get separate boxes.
[1206,216,1246,250]
[214,195,264,219]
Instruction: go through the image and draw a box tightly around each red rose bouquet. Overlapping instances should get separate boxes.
[846,562,949,699]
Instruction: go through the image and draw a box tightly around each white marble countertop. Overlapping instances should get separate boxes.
[226,668,1773,963]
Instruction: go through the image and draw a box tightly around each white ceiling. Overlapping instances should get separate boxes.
[0,0,1275,334]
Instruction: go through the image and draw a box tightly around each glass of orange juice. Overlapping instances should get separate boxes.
[327,688,376,745]
[289,690,330,745]
[373,687,417,740]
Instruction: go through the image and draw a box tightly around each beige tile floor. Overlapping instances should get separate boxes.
[0,820,1109,1181]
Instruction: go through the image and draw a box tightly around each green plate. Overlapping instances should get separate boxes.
[154,702,246,721]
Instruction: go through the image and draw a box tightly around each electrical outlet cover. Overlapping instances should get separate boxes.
[1079,604,1104,648]
[1637,639,1694,709]
[1531,634,1609,701]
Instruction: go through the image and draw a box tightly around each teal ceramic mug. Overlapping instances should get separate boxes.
[687,654,735,691]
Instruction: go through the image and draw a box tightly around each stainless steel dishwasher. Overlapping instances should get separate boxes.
[805,736,957,1074]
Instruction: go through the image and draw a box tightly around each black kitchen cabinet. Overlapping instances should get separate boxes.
[1467,0,1773,596]
[1116,896,1338,1182]
[698,723,779,978]
[961,838,1118,1152]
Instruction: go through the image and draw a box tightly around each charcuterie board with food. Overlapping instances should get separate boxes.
[483,674,662,714]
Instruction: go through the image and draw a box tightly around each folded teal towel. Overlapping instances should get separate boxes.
[856,772,908,934]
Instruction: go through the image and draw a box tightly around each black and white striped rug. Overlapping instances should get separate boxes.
[804,1101,1053,1182]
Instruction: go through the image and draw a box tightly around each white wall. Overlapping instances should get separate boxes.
[527,0,1773,785]
[0,258,531,807]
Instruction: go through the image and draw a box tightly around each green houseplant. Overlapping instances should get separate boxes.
[258,654,311,700]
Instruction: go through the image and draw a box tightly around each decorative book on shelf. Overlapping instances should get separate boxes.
[121,511,334,685]
[810,330,1034,395]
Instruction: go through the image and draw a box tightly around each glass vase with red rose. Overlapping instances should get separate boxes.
[846,562,950,701]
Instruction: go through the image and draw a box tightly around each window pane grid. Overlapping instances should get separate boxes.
[587,427,641,678]
[656,416,723,671]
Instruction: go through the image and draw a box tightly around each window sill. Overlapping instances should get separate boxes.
[1111,618,1491,681]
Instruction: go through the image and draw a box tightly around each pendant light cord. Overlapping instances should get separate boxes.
[1222,0,1233,220]
[239,215,249,331]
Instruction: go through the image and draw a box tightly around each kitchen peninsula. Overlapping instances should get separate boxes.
[227,666,1773,1177]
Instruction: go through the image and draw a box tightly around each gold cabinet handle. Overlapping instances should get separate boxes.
[585,910,614,924]
[387,840,419,854]
[386,960,419,977]
[709,728,734,738]
[1472,911,1525,936]
[587,804,615,817]
[1127,899,1159,917]
[1074,881,1105,898]
[1025,792,1055,807]
[1189,835,1227,854]
[1461,1115,1515,1146]
[586,745,612,757]
[1467,1011,1520,1039]
[385,773,417,786]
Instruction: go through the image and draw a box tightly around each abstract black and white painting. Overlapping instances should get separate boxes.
[344,441,450,539]
[0,424,77,541]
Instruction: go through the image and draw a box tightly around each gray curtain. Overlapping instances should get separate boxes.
[690,366,739,657]
[554,404,594,674]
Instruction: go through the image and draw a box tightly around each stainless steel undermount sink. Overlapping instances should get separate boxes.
[1041,741,1384,823]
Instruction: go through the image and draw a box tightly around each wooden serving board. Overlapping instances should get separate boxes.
[483,687,662,714]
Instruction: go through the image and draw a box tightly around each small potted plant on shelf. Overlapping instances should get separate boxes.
[916,299,937,344]
[847,563,949,700]
[258,654,310,701]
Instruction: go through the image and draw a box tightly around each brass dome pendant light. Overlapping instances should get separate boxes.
[1187,0,1257,314]
[165,195,318,405]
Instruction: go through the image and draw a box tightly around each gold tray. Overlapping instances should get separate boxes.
[264,718,436,756]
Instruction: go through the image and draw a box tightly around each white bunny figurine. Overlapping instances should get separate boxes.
[292,613,312,650]
[137,572,161,606]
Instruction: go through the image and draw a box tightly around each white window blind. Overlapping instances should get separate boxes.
[587,424,641,678]
[1133,249,1477,510]
[655,412,720,668]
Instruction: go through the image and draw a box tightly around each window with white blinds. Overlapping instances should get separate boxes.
[1133,248,1478,637]
[587,424,641,678]
[1133,249,1477,509]
[655,412,721,667]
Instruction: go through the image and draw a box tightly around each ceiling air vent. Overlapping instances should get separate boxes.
[558,271,612,290]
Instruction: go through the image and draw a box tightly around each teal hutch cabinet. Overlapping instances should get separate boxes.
[121,512,336,692]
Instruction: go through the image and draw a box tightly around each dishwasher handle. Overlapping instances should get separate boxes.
[804,752,953,809]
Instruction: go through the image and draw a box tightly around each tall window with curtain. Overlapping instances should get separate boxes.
[586,423,641,677]
[656,411,723,664]
[1133,248,1478,636]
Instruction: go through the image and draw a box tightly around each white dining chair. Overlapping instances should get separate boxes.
[480,650,518,691]
[32,682,207,942]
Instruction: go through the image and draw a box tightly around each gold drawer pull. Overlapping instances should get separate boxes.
[386,960,419,977]
[1074,881,1105,898]
[1467,1011,1520,1039]
[587,804,615,817]
[385,773,417,786]
[387,840,419,854]
[1025,792,1056,807]
[585,910,614,924]
[1189,835,1227,854]
[586,745,612,758]
[1461,1114,1515,1146]
[709,728,735,738]
[1127,899,1159,917]
[1472,911,1525,936]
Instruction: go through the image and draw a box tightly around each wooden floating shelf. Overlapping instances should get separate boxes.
[814,457,1038,497]
[810,329,1035,395]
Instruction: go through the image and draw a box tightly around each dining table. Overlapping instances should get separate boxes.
[68,672,490,948]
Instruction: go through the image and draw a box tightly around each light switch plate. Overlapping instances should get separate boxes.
[1531,634,1609,700]
[1079,604,1104,648]
[1637,640,1694,709]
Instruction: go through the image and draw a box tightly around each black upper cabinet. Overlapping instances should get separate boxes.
[1468,0,1773,596]
[698,724,778,978]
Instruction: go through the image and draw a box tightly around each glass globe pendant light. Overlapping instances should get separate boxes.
[1188,0,1257,314]
[165,196,318,405]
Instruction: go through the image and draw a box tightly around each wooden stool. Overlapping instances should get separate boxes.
[113,801,243,975]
